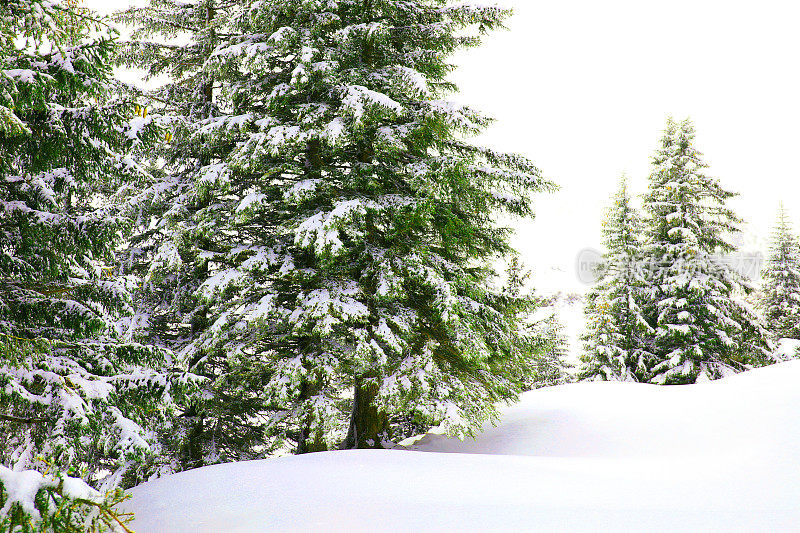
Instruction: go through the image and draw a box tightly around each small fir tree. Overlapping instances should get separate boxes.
[760,204,800,340]
[504,257,570,389]
[640,118,771,384]
[530,312,572,387]
[581,177,654,381]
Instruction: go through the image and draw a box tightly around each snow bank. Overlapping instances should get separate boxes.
[127,361,800,532]
[775,337,800,360]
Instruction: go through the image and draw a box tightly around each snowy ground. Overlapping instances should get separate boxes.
[127,361,800,532]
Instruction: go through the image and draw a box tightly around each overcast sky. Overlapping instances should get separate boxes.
[450,0,800,294]
[88,0,800,294]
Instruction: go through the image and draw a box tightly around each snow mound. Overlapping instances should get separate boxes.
[127,361,800,532]
[775,337,800,360]
[404,359,800,458]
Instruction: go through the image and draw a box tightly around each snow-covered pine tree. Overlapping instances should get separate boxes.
[0,0,186,527]
[640,118,771,384]
[136,0,555,454]
[760,204,800,340]
[504,257,571,388]
[530,311,572,387]
[113,1,267,469]
[580,176,653,381]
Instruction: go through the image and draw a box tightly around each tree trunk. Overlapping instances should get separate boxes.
[296,420,328,454]
[203,3,216,107]
[181,415,206,469]
[295,379,328,454]
[342,377,388,449]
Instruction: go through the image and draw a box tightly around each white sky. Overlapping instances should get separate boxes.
[450,0,800,294]
[87,0,800,295]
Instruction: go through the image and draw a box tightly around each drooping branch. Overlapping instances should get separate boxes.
[0,414,49,424]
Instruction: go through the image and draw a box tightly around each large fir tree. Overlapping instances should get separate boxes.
[760,204,800,340]
[0,0,186,527]
[121,0,555,459]
[639,118,771,384]
[581,176,654,381]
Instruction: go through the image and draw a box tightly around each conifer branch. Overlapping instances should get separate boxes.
[0,414,49,424]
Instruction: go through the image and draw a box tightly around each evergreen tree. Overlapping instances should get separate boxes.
[530,311,572,387]
[505,258,570,389]
[760,204,800,340]
[122,0,555,457]
[640,118,771,384]
[581,176,653,381]
[114,0,262,469]
[0,0,186,527]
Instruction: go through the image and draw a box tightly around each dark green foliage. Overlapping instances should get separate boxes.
[0,1,189,529]
[114,0,273,469]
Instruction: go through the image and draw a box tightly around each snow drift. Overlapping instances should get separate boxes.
[127,361,800,532]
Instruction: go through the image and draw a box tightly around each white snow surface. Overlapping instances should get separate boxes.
[127,361,800,532]
[776,337,800,360]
